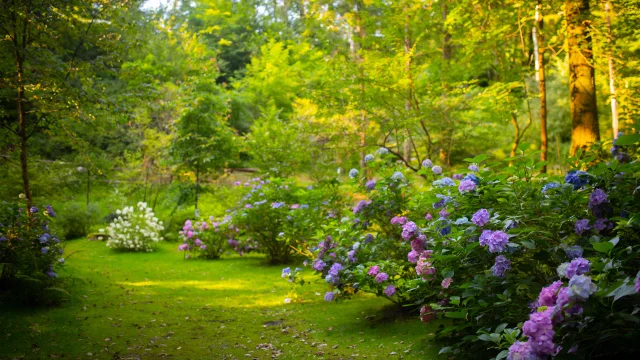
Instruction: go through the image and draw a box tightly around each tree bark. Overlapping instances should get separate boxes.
[403,13,413,163]
[17,65,32,208]
[354,1,367,172]
[605,1,619,138]
[566,0,599,155]
[439,1,452,166]
[535,1,548,172]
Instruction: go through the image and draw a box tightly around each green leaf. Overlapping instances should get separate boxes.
[614,134,640,145]
[496,350,509,360]
[445,310,467,319]
[592,241,614,253]
[450,296,461,305]
[495,323,508,334]
[478,334,493,342]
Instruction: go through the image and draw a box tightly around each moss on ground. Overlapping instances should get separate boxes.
[0,241,440,359]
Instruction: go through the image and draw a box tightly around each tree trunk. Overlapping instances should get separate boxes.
[354,1,367,172]
[535,1,548,172]
[605,1,619,138]
[566,0,599,155]
[510,113,520,166]
[439,1,452,166]
[16,57,32,208]
[403,14,413,164]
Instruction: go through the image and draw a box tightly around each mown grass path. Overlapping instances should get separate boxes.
[1,241,439,359]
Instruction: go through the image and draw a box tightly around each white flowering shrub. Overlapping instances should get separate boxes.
[102,202,164,252]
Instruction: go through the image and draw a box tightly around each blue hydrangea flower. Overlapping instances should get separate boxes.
[365,180,376,190]
[30,206,38,214]
[568,275,597,300]
[564,170,589,189]
[463,173,480,185]
[433,177,456,187]
[541,182,561,194]
[432,165,442,175]
[390,171,405,181]
[364,154,374,162]
[492,255,511,277]
[468,164,479,172]
[349,168,359,178]
[422,159,433,168]
[378,147,389,155]
[324,291,335,302]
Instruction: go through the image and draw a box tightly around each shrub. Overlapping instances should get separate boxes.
[230,177,339,263]
[55,203,99,240]
[293,140,640,359]
[178,216,234,259]
[102,202,164,252]
[0,200,64,292]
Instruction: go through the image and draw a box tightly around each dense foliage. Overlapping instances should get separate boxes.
[0,200,64,295]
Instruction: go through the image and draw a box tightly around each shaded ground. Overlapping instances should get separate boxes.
[0,241,440,359]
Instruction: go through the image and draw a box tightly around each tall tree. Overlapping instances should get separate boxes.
[535,0,548,172]
[604,1,619,138]
[566,0,600,154]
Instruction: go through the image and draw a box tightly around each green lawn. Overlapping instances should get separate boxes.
[0,240,440,359]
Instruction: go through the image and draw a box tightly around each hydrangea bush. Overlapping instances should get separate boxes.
[230,177,340,263]
[178,216,235,259]
[285,137,640,359]
[0,199,64,289]
[103,202,164,252]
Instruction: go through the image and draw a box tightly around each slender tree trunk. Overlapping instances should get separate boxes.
[440,1,452,166]
[510,113,520,165]
[566,0,600,155]
[354,1,367,172]
[403,14,413,163]
[605,1,619,138]
[535,1,548,172]
[16,57,32,208]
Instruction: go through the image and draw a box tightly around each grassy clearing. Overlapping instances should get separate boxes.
[0,240,440,359]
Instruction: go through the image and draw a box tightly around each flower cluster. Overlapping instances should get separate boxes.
[103,202,164,252]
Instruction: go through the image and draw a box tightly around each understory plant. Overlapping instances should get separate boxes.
[283,137,640,359]
[230,177,339,263]
[178,216,235,259]
[102,202,164,252]
[0,198,64,298]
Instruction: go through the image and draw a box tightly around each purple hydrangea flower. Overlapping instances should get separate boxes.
[408,250,420,263]
[411,236,426,252]
[568,275,597,300]
[593,218,608,231]
[313,260,327,271]
[507,341,539,360]
[422,159,433,168]
[41,247,48,254]
[353,200,371,214]
[635,274,640,293]
[452,173,464,180]
[589,189,607,209]
[472,209,490,227]
[30,206,38,214]
[537,281,563,307]
[375,272,389,283]
[522,308,556,355]
[390,216,407,225]
[458,179,476,193]
[432,165,442,175]
[368,265,380,276]
[416,251,436,278]
[45,205,56,217]
[574,219,590,235]
[468,164,479,172]
[425,213,433,221]
[401,221,419,240]
[365,180,376,190]
[384,284,396,297]
[364,234,374,243]
[324,292,335,302]
[178,243,189,251]
[565,258,590,278]
[479,230,509,253]
[439,208,450,219]
[46,269,57,278]
[463,173,480,185]
[492,255,511,277]
[441,277,453,289]
[347,250,357,263]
